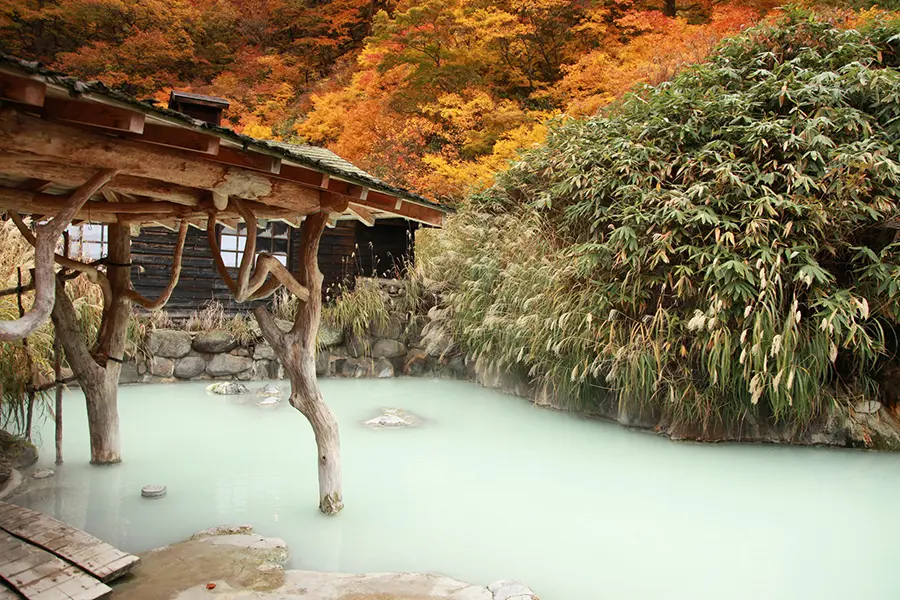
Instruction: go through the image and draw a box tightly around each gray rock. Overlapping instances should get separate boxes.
[422,324,454,358]
[373,339,407,359]
[206,381,249,395]
[174,356,206,379]
[252,360,276,380]
[192,330,237,353]
[207,354,253,376]
[236,369,253,381]
[341,357,371,378]
[32,468,54,479]
[253,344,276,360]
[230,347,251,357]
[404,349,430,376]
[257,383,283,397]
[148,329,192,358]
[370,315,403,340]
[315,351,331,376]
[149,356,175,377]
[257,397,280,407]
[347,332,372,358]
[374,357,394,378]
[363,408,418,428]
[855,400,882,415]
[488,580,538,600]
[275,318,293,333]
[317,323,344,347]
[119,361,142,384]
[191,525,254,540]
[136,360,148,376]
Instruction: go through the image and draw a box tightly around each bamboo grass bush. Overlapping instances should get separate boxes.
[419,10,900,430]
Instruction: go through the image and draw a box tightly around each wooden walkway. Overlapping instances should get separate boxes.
[0,501,140,599]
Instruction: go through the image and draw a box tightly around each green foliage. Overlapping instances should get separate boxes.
[322,279,389,340]
[421,11,900,428]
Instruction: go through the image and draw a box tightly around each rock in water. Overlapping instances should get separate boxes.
[256,383,283,397]
[363,408,418,428]
[257,397,280,407]
[31,468,54,480]
[206,381,250,395]
[142,484,167,498]
[488,580,539,600]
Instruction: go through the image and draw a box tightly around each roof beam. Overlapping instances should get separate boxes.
[44,96,144,133]
[348,202,375,227]
[0,153,204,206]
[0,109,321,214]
[214,146,281,174]
[0,72,45,107]
[130,123,219,154]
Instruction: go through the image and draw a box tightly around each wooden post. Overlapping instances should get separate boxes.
[17,267,35,439]
[254,213,343,515]
[55,232,68,465]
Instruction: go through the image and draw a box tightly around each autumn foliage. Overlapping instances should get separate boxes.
[0,0,857,202]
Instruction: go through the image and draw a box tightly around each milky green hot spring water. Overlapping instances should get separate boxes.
[15,379,900,599]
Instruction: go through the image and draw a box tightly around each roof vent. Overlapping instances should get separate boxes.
[168,91,229,126]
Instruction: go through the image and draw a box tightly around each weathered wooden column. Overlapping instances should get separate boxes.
[254,213,343,514]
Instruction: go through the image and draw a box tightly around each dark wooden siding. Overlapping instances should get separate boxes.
[355,219,417,279]
[131,220,374,316]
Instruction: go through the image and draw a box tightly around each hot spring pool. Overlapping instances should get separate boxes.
[14,378,900,599]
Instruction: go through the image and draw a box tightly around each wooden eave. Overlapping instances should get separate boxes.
[0,64,448,230]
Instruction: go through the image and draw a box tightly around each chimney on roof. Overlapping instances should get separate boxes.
[168,90,230,126]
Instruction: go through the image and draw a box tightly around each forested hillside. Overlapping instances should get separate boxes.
[0,0,795,201]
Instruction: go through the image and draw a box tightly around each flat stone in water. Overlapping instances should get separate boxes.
[142,484,167,498]
[31,468,55,480]
[363,408,419,428]
[256,383,283,397]
[257,397,280,407]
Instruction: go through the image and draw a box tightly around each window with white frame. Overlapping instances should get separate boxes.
[219,222,290,268]
[67,223,108,260]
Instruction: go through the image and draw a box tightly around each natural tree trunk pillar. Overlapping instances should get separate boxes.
[254,212,343,515]
[50,224,131,465]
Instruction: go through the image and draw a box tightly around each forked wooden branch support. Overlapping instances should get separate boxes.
[123,220,188,310]
[0,169,117,341]
[206,197,311,303]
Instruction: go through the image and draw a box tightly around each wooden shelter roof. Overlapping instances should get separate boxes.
[0,55,449,229]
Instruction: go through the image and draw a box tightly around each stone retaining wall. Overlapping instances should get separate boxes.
[121,280,478,386]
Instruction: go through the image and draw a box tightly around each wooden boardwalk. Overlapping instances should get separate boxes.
[0,501,140,599]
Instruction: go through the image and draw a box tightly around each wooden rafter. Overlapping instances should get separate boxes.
[44,97,145,133]
[0,109,322,214]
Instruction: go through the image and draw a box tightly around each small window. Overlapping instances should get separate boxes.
[220,222,290,268]
[67,223,108,260]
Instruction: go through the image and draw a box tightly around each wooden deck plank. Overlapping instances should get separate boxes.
[0,503,139,584]
[0,534,110,600]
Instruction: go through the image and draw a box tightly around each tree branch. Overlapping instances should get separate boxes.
[9,211,113,311]
[0,169,117,341]
[206,198,311,303]
[123,219,187,310]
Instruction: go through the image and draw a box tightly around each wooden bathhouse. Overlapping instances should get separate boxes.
[0,56,449,316]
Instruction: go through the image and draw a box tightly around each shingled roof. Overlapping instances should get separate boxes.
[0,54,446,223]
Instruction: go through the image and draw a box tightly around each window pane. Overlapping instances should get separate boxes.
[274,254,287,266]
[237,237,246,251]
[83,224,104,242]
[67,225,82,241]
[221,235,237,251]
[259,224,273,238]
[272,222,289,238]
[222,252,238,267]
[83,242,103,259]
[272,239,288,254]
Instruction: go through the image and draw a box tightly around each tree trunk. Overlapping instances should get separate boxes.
[663,0,676,17]
[254,213,343,515]
[50,224,130,465]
